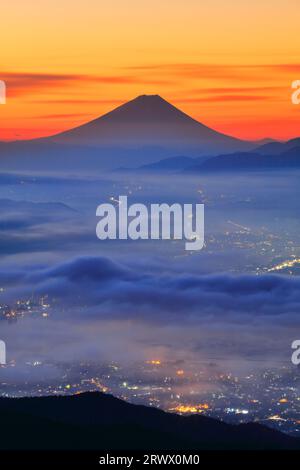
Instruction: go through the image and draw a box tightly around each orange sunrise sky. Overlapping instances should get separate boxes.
[1,0,300,141]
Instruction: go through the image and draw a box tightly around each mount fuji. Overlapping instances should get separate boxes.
[50,94,249,154]
[0,95,254,171]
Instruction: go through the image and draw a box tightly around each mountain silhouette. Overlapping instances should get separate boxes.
[116,136,300,173]
[187,146,300,172]
[49,95,250,155]
[255,137,300,155]
[0,391,299,450]
[118,155,197,173]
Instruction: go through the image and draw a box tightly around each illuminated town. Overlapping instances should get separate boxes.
[0,295,51,321]
[0,178,299,443]
[1,358,300,437]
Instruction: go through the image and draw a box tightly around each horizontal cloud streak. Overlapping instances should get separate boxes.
[0,71,175,98]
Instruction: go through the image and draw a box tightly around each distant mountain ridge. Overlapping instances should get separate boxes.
[119,137,300,173]
[255,137,300,155]
[0,391,299,450]
[197,149,300,171]
[118,155,197,172]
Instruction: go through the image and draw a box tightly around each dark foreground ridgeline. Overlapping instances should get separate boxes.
[0,391,299,450]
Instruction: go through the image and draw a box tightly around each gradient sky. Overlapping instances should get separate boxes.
[1,0,300,141]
